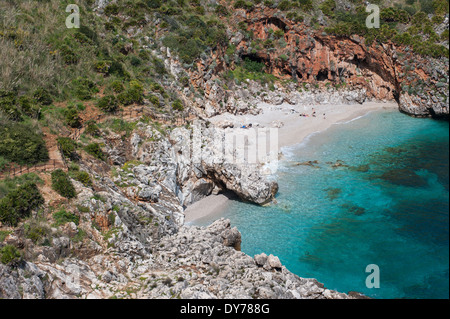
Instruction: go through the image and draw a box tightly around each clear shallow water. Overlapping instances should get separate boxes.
[194,108,449,299]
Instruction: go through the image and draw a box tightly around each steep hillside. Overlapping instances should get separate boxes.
[0,0,448,299]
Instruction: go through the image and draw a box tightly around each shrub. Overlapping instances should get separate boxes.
[0,123,49,165]
[0,183,44,227]
[93,60,111,74]
[51,169,76,199]
[57,137,78,161]
[71,78,99,100]
[215,4,229,16]
[59,44,79,65]
[85,121,101,137]
[243,57,265,73]
[277,0,291,11]
[0,90,21,121]
[298,0,313,11]
[234,0,254,10]
[146,0,162,9]
[85,143,106,161]
[32,88,53,106]
[74,171,92,187]
[117,81,144,105]
[65,106,82,128]
[0,156,8,172]
[97,95,118,113]
[0,245,22,265]
[109,80,125,93]
[53,209,80,226]
[149,95,160,106]
[172,99,184,111]
[130,56,142,66]
[319,0,336,17]
[24,220,51,244]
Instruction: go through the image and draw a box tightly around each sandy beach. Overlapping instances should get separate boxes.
[184,101,399,223]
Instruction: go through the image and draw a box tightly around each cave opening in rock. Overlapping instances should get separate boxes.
[241,53,270,72]
[266,17,287,32]
[392,90,400,104]
[316,70,329,82]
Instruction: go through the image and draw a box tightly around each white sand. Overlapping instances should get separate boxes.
[184,193,235,223]
[209,101,398,150]
[184,101,398,223]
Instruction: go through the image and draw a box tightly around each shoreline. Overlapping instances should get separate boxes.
[184,101,399,224]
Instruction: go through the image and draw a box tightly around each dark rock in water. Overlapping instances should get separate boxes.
[341,203,366,216]
[379,169,428,187]
[327,160,348,168]
[385,147,407,155]
[294,160,319,167]
[349,164,370,173]
[325,187,342,201]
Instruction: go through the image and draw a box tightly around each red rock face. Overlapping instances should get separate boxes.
[181,8,447,118]
[235,12,400,101]
[230,9,447,118]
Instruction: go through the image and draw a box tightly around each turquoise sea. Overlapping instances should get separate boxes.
[193,108,449,299]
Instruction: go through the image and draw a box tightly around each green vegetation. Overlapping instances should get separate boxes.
[117,81,145,106]
[97,95,119,113]
[0,122,49,165]
[24,219,51,245]
[53,209,80,227]
[0,245,22,265]
[172,99,184,111]
[51,169,76,199]
[0,183,44,227]
[85,143,106,161]
[0,173,43,199]
[64,106,82,128]
[68,164,93,187]
[323,1,449,58]
[226,57,277,85]
[57,137,78,161]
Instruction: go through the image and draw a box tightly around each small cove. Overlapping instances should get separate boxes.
[192,108,449,299]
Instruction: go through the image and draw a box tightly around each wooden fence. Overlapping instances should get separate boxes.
[0,160,66,179]
[0,107,196,179]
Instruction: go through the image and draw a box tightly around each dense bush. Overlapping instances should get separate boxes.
[0,183,44,227]
[71,78,99,100]
[109,80,125,94]
[97,95,119,112]
[74,170,93,187]
[57,137,78,161]
[0,245,22,265]
[117,81,144,105]
[243,58,265,73]
[0,90,21,121]
[319,0,336,17]
[172,99,184,111]
[53,209,80,226]
[33,88,53,106]
[0,123,49,165]
[85,143,106,161]
[51,169,76,199]
[65,106,82,128]
[85,120,101,137]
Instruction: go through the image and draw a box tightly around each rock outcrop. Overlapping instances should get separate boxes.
[161,6,448,120]
[0,218,357,299]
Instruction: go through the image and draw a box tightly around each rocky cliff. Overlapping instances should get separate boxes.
[162,5,448,119]
[0,120,359,299]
